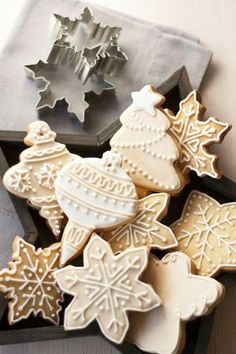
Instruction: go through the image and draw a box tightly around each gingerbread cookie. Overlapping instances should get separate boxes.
[3,121,75,238]
[110,85,185,195]
[128,252,224,354]
[171,191,236,277]
[0,237,63,325]
[166,91,231,178]
[55,151,138,265]
[54,234,160,344]
[102,193,177,253]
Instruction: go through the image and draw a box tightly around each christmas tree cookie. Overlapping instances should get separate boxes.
[3,121,75,238]
[54,234,160,344]
[110,85,185,195]
[128,252,224,354]
[55,151,138,265]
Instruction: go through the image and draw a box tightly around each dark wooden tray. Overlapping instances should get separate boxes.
[1,68,235,353]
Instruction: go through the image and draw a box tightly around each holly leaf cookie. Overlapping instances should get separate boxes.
[102,193,177,253]
[128,252,224,354]
[0,237,63,325]
[171,191,236,277]
[54,234,160,344]
[166,91,231,178]
[3,121,75,238]
[110,85,185,195]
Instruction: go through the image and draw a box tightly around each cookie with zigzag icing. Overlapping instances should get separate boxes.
[110,85,185,196]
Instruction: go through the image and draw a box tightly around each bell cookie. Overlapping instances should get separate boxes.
[3,121,75,238]
[0,237,63,325]
[166,91,231,178]
[54,234,160,344]
[171,190,236,277]
[55,151,138,265]
[110,85,185,195]
[102,193,177,253]
[128,252,224,354]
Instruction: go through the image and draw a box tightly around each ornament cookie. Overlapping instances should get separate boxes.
[0,237,63,325]
[3,121,75,238]
[110,85,185,195]
[128,252,224,354]
[55,151,138,265]
[102,193,177,253]
[171,191,236,277]
[54,234,160,344]
[166,91,231,178]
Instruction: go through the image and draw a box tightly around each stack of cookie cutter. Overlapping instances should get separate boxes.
[25,7,128,123]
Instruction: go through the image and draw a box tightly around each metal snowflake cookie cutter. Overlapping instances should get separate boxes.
[51,6,128,76]
[25,41,114,123]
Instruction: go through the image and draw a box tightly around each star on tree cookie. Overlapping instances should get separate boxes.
[54,234,160,344]
[171,191,236,277]
[0,237,63,325]
[102,193,177,253]
[110,85,185,195]
[166,91,231,178]
[128,252,224,354]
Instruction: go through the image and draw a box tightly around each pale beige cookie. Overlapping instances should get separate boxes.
[54,234,160,344]
[3,121,75,238]
[171,191,236,277]
[110,85,185,195]
[55,151,138,265]
[0,237,63,325]
[102,193,177,253]
[166,91,231,178]
[128,252,224,354]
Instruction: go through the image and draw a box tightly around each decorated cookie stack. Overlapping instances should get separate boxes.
[0,85,234,354]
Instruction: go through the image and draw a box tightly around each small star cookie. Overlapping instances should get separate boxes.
[171,191,236,277]
[128,252,224,354]
[102,193,177,253]
[54,234,160,344]
[0,237,63,325]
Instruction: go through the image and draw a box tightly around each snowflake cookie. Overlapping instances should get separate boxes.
[166,91,231,178]
[128,252,224,354]
[102,193,177,253]
[55,151,138,265]
[0,237,63,325]
[110,85,185,195]
[54,234,160,344]
[3,121,75,238]
[171,191,236,277]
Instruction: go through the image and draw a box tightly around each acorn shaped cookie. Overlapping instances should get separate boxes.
[55,151,138,265]
[3,121,74,238]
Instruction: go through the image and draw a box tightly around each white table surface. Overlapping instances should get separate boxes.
[0,1,236,353]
